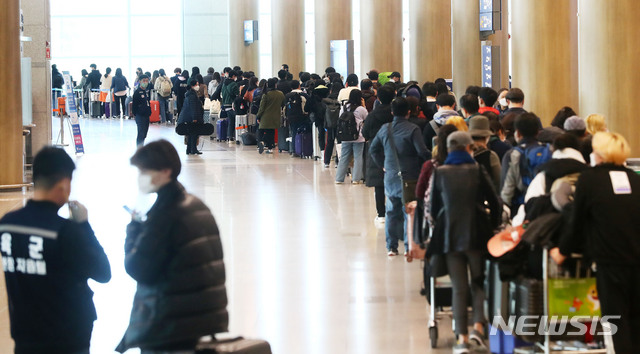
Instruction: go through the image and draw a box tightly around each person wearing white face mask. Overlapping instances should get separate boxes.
[177,77,204,155]
[550,132,640,353]
[117,140,228,353]
[132,74,152,146]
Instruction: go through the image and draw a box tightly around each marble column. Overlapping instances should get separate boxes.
[409,0,452,84]
[511,0,578,125]
[487,0,509,89]
[228,0,260,76]
[359,0,403,78]
[578,0,640,155]
[315,0,352,75]
[22,0,52,156]
[0,0,24,185]
[451,0,482,100]
[271,0,305,78]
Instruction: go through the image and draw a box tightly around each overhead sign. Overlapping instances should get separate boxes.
[482,45,493,88]
[62,71,85,154]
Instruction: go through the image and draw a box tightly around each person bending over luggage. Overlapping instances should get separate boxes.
[132,74,152,146]
[550,132,640,354]
[117,141,228,354]
[177,77,205,155]
[256,78,286,154]
[429,132,502,354]
[0,147,111,354]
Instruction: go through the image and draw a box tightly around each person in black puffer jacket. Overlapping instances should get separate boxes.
[362,85,396,222]
[178,78,205,155]
[117,140,228,353]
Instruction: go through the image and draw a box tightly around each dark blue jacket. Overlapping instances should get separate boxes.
[0,201,111,353]
[370,116,431,196]
[111,75,130,93]
[177,89,204,124]
[132,87,151,117]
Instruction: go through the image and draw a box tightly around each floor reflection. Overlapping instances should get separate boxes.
[0,118,452,353]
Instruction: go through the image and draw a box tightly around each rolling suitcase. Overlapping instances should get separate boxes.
[217,118,229,141]
[277,126,289,152]
[128,101,133,118]
[196,336,271,354]
[90,101,101,118]
[295,129,313,158]
[125,96,133,116]
[235,115,248,142]
[150,101,160,123]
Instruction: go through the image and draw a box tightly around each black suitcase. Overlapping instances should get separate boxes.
[509,276,544,342]
[90,101,101,118]
[196,336,271,354]
[277,126,289,152]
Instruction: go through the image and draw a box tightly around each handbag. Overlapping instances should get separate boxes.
[176,122,215,136]
[387,124,417,204]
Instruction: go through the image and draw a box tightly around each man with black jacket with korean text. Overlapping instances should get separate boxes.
[0,147,111,354]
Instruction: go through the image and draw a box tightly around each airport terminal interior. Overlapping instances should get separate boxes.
[1,0,639,353]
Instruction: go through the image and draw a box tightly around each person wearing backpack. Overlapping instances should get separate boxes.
[423,94,461,151]
[221,70,240,140]
[285,80,311,155]
[322,82,344,167]
[335,89,368,184]
[500,113,552,216]
[510,133,588,226]
[155,69,173,124]
[370,98,430,257]
[362,85,396,224]
[256,78,286,154]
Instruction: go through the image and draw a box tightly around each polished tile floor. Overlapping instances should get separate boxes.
[0,118,456,353]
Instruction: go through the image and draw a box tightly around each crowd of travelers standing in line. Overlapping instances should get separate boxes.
[56,61,639,354]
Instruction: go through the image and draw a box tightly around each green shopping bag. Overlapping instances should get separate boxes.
[548,278,601,317]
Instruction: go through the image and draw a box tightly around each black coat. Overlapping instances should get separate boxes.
[132,87,151,117]
[560,164,640,265]
[87,70,102,90]
[430,163,502,254]
[117,182,228,352]
[178,89,204,124]
[362,104,393,187]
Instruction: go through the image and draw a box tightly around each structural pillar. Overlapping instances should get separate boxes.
[579,0,640,155]
[228,0,259,76]
[451,0,482,100]
[487,0,510,89]
[0,0,24,185]
[315,0,352,75]
[511,0,578,126]
[271,0,305,78]
[360,0,403,78]
[22,0,52,155]
[409,0,451,84]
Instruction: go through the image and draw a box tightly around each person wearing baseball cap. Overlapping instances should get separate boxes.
[429,130,502,352]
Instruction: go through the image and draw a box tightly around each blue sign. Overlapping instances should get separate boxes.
[482,45,493,88]
[62,71,85,154]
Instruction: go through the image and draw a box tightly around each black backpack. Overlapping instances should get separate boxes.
[285,92,304,122]
[250,88,263,115]
[336,105,360,142]
[323,98,341,128]
[234,96,248,115]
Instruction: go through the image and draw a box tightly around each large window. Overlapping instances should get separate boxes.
[51,0,182,86]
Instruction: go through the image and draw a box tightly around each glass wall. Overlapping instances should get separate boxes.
[51,0,182,86]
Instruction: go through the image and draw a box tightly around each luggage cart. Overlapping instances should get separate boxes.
[427,273,454,348]
[535,249,610,354]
